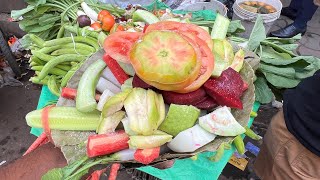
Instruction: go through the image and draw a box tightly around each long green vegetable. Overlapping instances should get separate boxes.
[26,107,101,131]
[44,36,99,50]
[76,59,106,113]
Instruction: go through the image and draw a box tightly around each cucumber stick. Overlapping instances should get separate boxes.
[211,13,230,39]
[26,107,101,131]
[76,59,106,113]
[132,9,159,24]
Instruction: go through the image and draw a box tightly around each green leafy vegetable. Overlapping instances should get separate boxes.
[247,15,266,51]
[263,72,300,88]
[254,77,274,104]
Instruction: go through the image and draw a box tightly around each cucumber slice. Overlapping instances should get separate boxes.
[132,10,159,24]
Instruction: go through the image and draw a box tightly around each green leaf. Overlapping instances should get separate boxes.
[29,23,55,33]
[11,5,35,19]
[42,168,63,180]
[247,15,266,51]
[259,63,296,78]
[276,44,299,51]
[227,20,245,34]
[62,156,90,177]
[39,14,60,26]
[265,34,301,44]
[258,46,292,59]
[254,77,274,103]
[263,72,300,88]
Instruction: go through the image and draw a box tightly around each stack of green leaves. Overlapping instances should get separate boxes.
[230,15,320,104]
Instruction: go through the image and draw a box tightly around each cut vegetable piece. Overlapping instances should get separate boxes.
[132,75,153,89]
[134,147,160,164]
[132,9,160,24]
[211,50,227,77]
[26,107,100,131]
[61,87,77,100]
[146,21,213,50]
[162,88,206,105]
[124,88,163,135]
[101,67,121,88]
[230,49,245,72]
[121,117,137,136]
[167,125,216,153]
[129,134,172,149]
[121,77,133,91]
[97,111,125,134]
[114,149,136,161]
[101,88,132,117]
[199,106,246,136]
[104,31,142,63]
[159,104,200,136]
[212,39,234,67]
[76,59,106,113]
[118,61,135,76]
[97,89,115,111]
[96,77,121,94]
[193,96,218,110]
[87,130,129,158]
[204,68,245,109]
[103,54,130,84]
[211,13,230,40]
[130,31,198,85]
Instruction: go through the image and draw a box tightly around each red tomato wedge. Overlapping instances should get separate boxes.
[104,31,142,64]
[174,34,215,93]
[146,21,213,50]
[130,31,200,85]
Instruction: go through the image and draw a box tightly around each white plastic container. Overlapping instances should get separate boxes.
[232,0,283,38]
[176,1,228,17]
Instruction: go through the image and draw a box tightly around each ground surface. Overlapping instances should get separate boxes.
[0,0,319,179]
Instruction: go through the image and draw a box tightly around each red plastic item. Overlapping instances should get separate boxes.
[41,105,55,142]
[103,54,129,85]
[87,130,129,158]
[134,147,160,165]
[108,163,121,180]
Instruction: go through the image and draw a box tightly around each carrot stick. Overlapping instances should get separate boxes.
[86,168,107,180]
[23,133,48,156]
[108,163,121,180]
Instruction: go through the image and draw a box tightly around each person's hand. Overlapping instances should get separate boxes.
[0,143,67,180]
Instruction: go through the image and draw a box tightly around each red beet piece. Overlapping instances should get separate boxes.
[203,68,245,109]
[132,75,153,89]
[194,96,218,110]
[162,87,206,105]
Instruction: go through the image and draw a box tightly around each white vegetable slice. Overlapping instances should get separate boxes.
[199,106,246,136]
[121,117,137,136]
[81,2,98,21]
[96,77,121,94]
[101,67,121,87]
[167,124,216,153]
[96,89,115,111]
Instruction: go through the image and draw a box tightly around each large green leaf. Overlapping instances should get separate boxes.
[258,46,292,59]
[227,20,245,35]
[254,77,274,104]
[259,63,296,78]
[11,5,35,19]
[263,72,300,88]
[247,15,266,51]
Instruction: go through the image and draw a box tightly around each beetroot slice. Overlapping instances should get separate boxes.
[203,68,245,109]
[132,75,153,89]
[194,96,218,110]
[162,87,206,105]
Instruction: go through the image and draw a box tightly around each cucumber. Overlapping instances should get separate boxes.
[76,59,106,113]
[211,13,230,39]
[132,9,159,24]
[26,107,101,131]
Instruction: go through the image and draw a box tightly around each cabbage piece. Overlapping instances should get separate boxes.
[97,111,125,134]
[199,106,246,136]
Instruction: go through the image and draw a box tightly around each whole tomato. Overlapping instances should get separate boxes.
[101,15,115,32]
[98,10,111,22]
[90,22,102,31]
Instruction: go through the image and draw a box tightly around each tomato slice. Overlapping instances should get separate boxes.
[104,31,142,64]
[146,21,213,50]
[130,31,200,85]
[174,32,215,93]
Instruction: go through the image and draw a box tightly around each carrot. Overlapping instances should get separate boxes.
[23,132,48,156]
[86,168,107,180]
[108,163,121,180]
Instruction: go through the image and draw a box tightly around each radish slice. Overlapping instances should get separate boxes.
[167,124,216,153]
[115,149,136,161]
[97,89,115,111]
[96,77,121,94]
[81,2,98,21]
[101,67,121,88]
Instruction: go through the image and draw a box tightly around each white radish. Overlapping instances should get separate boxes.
[96,89,115,111]
[81,2,98,21]
[115,149,136,161]
[77,10,94,24]
[96,77,121,94]
[101,67,121,87]
[167,125,216,153]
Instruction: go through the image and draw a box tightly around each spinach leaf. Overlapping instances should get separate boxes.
[254,77,274,104]
[263,72,300,88]
[259,63,296,78]
[228,20,245,34]
[258,46,292,59]
[11,5,35,19]
[247,15,266,51]
[260,57,302,65]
